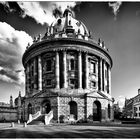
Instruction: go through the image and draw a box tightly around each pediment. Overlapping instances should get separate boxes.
[87,91,112,101]
[87,91,104,98]
[33,90,58,98]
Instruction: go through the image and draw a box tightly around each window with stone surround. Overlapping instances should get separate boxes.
[69,79,76,88]
[90,81,96,88]
[46,59,52,72]
[46,79,52,86]
[105,69,107,79]
[69,58,75,70]
[31,65,34,77]
[90,62,96,74]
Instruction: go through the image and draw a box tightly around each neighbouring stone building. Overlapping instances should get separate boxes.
[133,89,140,119]
[0,96,17,122]
[123,98,134,118]
[123,89,140,119]
[22,7,113,122]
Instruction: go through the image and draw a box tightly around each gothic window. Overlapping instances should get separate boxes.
[46,59,52,72]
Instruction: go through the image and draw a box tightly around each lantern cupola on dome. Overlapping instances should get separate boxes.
[43,6,90,40]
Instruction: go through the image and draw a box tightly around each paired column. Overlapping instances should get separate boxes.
[108,67,111,95]
[102,59,105,91]
[38,56,42,90]
[55,52,60,89]
[99,58,103,91]
[78,51,82,89]
[26,64,30,95]
[85,53,89,89]
[33,58,37,89]
[63,51,68,88]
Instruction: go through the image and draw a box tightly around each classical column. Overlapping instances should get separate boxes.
[26,64,30,95]
[78,51,82,89]
[63,51,68,88]
[38,56,42,90]
[85,53,89,89]
[99,58,102,91]
[56,52,60,89]
[33,58,37,89]
[102,59,105,91]
[108,67,111,95]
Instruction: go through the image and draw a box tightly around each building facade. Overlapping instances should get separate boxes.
[0,96,17,122]
[123,98,133,118]
[22,8,113,122]
[133,89,140,119]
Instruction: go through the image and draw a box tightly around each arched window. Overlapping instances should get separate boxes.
[28,103,32,118]
[69,101,78,120]
[42,101,51,114]
[93,100,101,121]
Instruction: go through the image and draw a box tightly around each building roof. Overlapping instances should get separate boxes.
[49,7,89,37]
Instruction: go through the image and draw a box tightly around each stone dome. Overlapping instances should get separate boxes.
[46,7,89,37]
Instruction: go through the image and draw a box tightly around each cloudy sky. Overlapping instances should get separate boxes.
[0,2,140,106]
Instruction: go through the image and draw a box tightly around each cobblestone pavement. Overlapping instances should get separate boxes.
[0,123,140,138]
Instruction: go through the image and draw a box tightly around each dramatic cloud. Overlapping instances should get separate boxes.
[118,95,125,109]
[0,67,25,85]
[1,2,77,25]
[0,22,32,85]
[108,1,122,20]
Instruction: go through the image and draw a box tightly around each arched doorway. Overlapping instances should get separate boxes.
[42,101,51,114]
[28,103,32,118]
[69,101,77,120]
[108,104,111,119]
[93,100,101,121]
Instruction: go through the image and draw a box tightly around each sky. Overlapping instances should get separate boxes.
[0,1,140,107]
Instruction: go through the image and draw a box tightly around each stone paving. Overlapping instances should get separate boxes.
[0,122,140,138]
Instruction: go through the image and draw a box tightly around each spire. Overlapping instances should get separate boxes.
[18,91,21,107]
[10,95,13,107]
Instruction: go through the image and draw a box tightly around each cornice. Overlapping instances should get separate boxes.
[22,38,113,68]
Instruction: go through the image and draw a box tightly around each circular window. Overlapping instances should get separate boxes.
[57,19,62,25]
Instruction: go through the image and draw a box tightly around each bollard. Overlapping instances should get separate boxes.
[18,120,20,124]
[23,122,27,127]
[11,122,14,127]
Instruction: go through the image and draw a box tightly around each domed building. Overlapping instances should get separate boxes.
[22,8,113,123]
